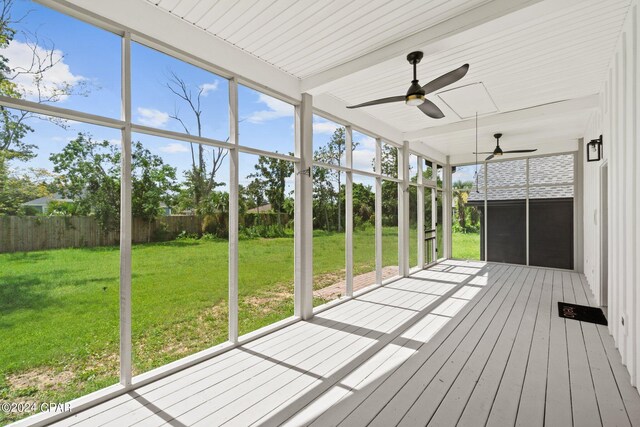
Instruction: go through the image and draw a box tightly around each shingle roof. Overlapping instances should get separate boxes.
[464,154,574,201]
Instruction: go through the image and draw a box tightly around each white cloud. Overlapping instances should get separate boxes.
[199,81,219,96]
[159,142,189,153]
[108,138,121,146]
[353,149,376,172]
[5,40,85,102]
[136,107,170,127]
[354,135,376,150]
[313,119,339,134]
[246,93,293,124]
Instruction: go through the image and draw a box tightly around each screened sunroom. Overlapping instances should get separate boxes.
[1,0,639,426]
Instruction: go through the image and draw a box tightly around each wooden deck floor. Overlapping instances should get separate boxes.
[50,261,640,427]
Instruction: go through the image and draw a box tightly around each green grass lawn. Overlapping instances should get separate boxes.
[0,227,404,424]
[452,231,481,260]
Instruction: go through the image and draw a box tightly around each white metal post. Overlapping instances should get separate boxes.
[119,32,132,387]
[574,147,584,273]
[417,156,425,268]
[345,126,353,297]
[375,138,383,284]
[444,158,452,259]
[295,93,314,320]
[399,141,410,276]
[484,162,489,261]
[525,158,530,266]
[432,186,437,262]
[228,78,239,343]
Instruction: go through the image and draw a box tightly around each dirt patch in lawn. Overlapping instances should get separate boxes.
[6,366,75,395]
[243,285,293,315]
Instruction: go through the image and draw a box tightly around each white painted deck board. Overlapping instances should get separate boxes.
[45,262,640,427]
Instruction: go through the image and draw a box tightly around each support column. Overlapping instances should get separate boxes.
[295,93,314,320]
[228,77,239,343]
[119,32,132,387]
[417,156,425,268]
[345,126,353,297]
[484,162,488,261]
[399,141,410,276]
[575,142,584,272]
[375,138,383,284]
[444,157,452,259]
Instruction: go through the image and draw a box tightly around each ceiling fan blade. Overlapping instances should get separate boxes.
[417,99,445,119]
[485,154,495,161]
[346,95,405,109]
[503,149,538,153]
[421,64,470,95]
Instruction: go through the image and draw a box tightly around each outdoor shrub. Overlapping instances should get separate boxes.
[176,230,199,240]
[152,221,171,241]
[202,213,228,238]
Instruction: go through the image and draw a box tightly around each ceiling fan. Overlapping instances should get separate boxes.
[474,133,538,161]
[346,51,469,119]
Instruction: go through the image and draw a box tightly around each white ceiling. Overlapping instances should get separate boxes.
[138,0,630,158]
[148,0,492,78]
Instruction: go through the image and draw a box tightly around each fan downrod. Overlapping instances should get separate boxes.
[406,51,423,64]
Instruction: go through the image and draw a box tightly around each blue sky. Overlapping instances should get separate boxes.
[5,0,380,196]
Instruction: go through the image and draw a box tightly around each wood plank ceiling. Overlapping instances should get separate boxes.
[146,0,630,155]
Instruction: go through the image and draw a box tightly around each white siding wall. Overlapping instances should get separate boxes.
[583,0,639,388]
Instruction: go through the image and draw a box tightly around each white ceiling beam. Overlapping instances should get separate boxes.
[312,94,403,144]
[42,0,302,101]
[449,138,579,165]
[404,95,599,141]
[300,0,582,95]
[408,141,448,165]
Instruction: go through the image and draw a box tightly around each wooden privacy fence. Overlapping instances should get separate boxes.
[0,215,202,253]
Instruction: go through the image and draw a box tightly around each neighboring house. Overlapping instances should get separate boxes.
[159,202,172,216]
[246,203,272,214]
[465,155,575,269]
[22,195,172,215]
[22,194,74,214]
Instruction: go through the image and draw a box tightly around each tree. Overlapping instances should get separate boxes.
[351,182,375,228]
[1,0,88,161]
[166,72,227,212]
[50,134,121,231]
[50,133,177,232]
[312,165,335,230]
[314,128,360,232]
[452,180,481,233]
[132,141,178,240]
[0,162,52,215]
[379,144,399,226]
[249,154,293,225]
[244,178,265,215]
[1,0,90,217]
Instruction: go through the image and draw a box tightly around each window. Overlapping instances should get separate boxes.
[460,154,576,268]
[131,134,229,374]
[352,174,376,290]
[451,165,481,260]
[352,131,377,173]
[238,152,295,334]
[380,143,398,178]
[131,42,229,141]
[409,154,418,183]
[409,183,418,268]
[239,85,294,153]
[381,179,399,278]
[313,167,346,305]
[313,115,346,168]
[4,1,121,118]
[0,110,121,422]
